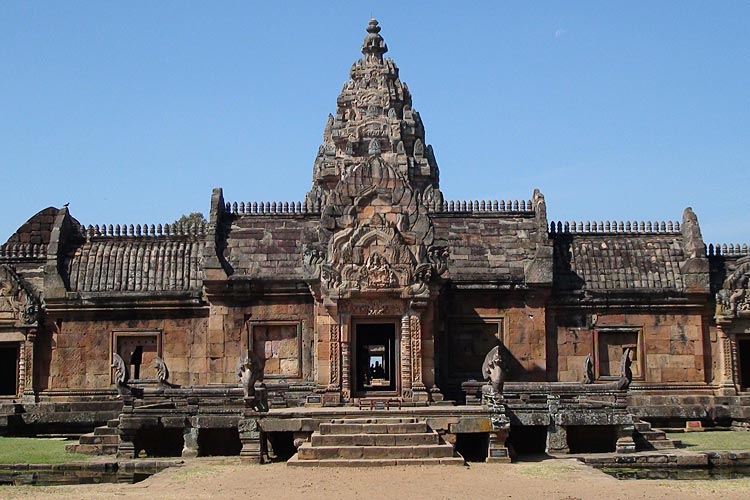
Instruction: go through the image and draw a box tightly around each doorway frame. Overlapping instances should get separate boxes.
[351,317,401,398]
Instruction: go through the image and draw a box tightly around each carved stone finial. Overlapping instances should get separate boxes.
[582,353,594,384]
[362,19,388,62]
[482,345,507,395]
[112,353,128,386]
[154,356,169,385]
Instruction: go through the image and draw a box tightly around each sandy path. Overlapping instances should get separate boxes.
[1,458,748,500]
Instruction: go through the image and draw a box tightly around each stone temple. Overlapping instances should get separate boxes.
[1,20,750,463]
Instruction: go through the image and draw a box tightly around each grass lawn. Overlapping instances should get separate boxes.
[0,438,90,464]
[666,430,750,451]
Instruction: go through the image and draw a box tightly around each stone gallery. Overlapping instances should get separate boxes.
[1,20,749,464]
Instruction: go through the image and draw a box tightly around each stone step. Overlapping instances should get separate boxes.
[297,443,455,460]
[79,433,120,445]
[94,426,119,436]
[633,422,652,432]
[106,418,120,428]
[330,418,418,425]
[637,430,668,440]
[311,431,440,447]
[319,422,427,435]
[287,455,465,467]
[65,443,119,455]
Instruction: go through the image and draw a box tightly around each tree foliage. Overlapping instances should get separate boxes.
[173,212,207,227]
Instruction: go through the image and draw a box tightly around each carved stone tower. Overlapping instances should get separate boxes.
[305,20,448,404]
[307,19,442,204]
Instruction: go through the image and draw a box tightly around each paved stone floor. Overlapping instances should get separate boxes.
[2,457,750,500]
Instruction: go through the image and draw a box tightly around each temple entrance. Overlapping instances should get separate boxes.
[0,343,19,396]
[738,338,750,390]
[354,322,398,395]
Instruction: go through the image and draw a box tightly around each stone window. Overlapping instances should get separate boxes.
[449,319,504,379]
[248,322,301,379]
[112,331,161,382]
[594,328,643,380]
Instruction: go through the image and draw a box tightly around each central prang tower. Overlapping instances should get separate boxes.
[307,19,442,205]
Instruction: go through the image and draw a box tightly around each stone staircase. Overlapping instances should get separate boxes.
[633,420,681,450]
[65,418,120,455]
[288,417,464,466]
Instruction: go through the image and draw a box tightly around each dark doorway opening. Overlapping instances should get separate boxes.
[0,345,19,396]
[134,428,184,457]
[355,323,397,394]
[267,432,297,462]
[198,428,242,456]
[739,339,750,390]
[455,433,489,462]
[507,425,548,458]
[566,425,617,453]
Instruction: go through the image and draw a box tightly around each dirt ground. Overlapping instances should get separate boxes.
[2,458,750,500]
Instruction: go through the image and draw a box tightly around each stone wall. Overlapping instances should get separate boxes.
[38,315,208,390]
[439,290,548,398]
[553,310,709,384]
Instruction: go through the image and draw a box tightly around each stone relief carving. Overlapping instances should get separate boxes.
[0,264,41,325]
[309,156,447,302]
[717,256,750,319]
[329,324,341,388]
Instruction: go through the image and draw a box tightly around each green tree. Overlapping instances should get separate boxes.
[173,212,207,227]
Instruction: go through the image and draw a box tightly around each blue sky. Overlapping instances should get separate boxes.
[1,1,748,245]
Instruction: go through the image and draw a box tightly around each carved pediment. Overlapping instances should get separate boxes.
[717,256,750,319]
[308,156,447,301]
[0,264,41,326]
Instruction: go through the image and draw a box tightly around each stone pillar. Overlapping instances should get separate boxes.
[717,324,738,394]
[409,313,429,403]
[488,429,511,463]
[545,421,569,455]
[483,387,511,463]
[324,322,342,405]
[400,313,413,399]
[182,426,200,458]
[238,416,264,464]
[615,423,636,454]
[340,315,351,402]
[21,330,36,403]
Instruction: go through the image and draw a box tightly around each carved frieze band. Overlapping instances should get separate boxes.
[410,314,422,385]
[341,329,351,401]
[400,314,412,398]
[329,324,340,388]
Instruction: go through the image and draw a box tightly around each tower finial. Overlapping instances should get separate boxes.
[361,18,388,63]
